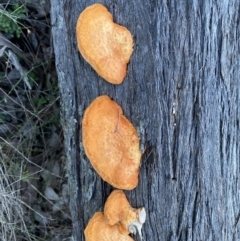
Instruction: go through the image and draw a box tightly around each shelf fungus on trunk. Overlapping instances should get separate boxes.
[76,3,134,84]
[84,212,134,241]
[84,190,146,241]
[104,190,146,239]
[82,95,142,190]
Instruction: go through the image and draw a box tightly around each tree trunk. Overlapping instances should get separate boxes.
[51,0,240,240]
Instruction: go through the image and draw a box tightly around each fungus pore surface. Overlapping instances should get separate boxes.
[82,95,142,190]
[76,3,134,84]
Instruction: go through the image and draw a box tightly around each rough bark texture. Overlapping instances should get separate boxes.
[51,0,240,240]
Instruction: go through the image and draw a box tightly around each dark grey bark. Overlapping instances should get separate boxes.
[51,0,240,240]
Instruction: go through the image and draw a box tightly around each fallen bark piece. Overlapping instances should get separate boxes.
[76,3,134,84]
[82,95,142,190]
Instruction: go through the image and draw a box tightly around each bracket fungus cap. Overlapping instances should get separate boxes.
[104,190,146,239]
[76,3,134,84]
[82,96,142,190]
[84,212,134,241]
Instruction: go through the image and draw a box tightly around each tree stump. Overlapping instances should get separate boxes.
[51,0,240,240]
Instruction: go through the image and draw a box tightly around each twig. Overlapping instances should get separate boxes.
[0,137,62,179]
[0,87,41,121]
[6,49,32,90]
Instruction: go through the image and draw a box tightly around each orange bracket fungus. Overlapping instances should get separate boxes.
[76,3,134,84]
[82,95,142,190]
[84,212,134,241]
[104,190,146,239]
[84,190,146,241]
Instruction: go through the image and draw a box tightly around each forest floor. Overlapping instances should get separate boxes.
[0,1,72,240]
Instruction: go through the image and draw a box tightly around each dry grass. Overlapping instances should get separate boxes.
[0,86,68,240]
[0,2,71,241]
[0,150,34,241]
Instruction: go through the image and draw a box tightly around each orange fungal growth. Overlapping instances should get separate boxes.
[104,190,146,239]
[82,95,142,190]
[84,212,134,241]
[76,3,134,84]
